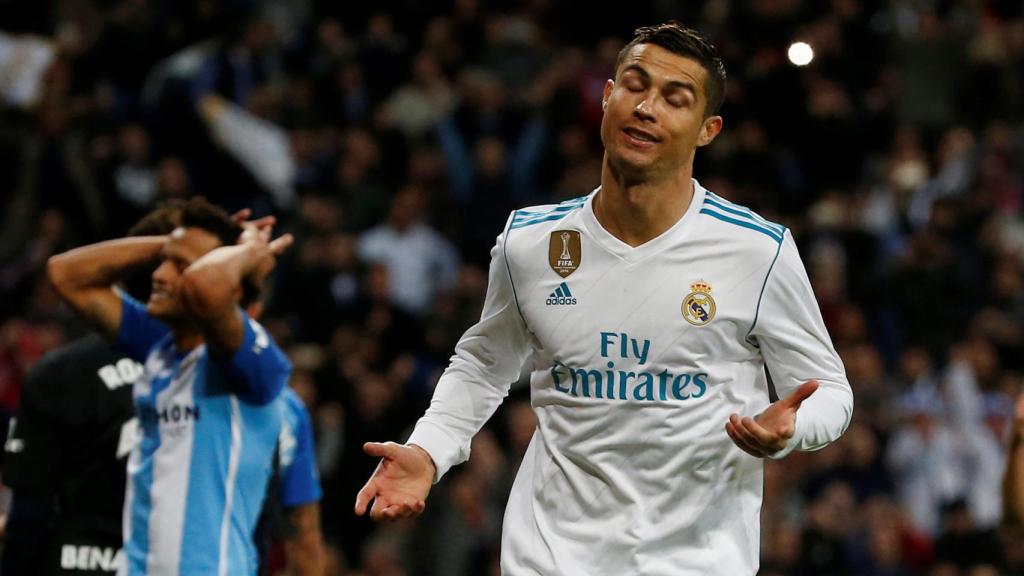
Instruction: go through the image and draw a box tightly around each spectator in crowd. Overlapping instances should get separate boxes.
[357,185,460,317]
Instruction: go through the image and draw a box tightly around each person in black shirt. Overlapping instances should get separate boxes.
[2,204,183,575]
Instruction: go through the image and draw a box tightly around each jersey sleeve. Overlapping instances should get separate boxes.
[406,221,533,481]
[116,292,171,361]
[212,312,291,405]
[3,364,60,497]
[278,395,322,508]
[748,231,853,459]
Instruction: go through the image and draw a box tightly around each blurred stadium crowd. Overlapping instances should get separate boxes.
[1,0,1023,574]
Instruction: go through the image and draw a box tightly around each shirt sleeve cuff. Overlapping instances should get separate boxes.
[406,421,465,483]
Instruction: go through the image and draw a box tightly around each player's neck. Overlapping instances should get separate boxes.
[595,164,695,247]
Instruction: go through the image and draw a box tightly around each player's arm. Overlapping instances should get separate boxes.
[283,503,325,576]
[1004,394,1024,528]
[47,237,166,340]
[179,223,293,403]
[728,231,854,459]
[277,393,325,575]
[178,223,291,357]
[356,220,533,522]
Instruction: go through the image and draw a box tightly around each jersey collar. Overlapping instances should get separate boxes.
[580,178,706,264]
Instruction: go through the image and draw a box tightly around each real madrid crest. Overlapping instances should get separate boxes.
[549,230,581,277]
[682,280,716,326]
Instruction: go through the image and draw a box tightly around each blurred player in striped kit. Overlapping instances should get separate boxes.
[3,204,182,575]
[45,197,309,575]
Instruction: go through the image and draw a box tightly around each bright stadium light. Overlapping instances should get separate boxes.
[787,41,814,66]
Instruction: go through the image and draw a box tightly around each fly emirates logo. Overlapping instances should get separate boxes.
[550,332,707,402]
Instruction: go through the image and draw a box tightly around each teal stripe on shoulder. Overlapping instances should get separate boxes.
[703,197,783,233]
[704,192,784,234]
[512,194,589,220]
[510,202,585,229]
[558,193,590,205]
[509,210,578,229]
[512,202,584,223]
[699,208,783,243]
[705,193,784,234]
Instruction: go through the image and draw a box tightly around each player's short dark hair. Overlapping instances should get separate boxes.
[180,196,243,248]
[127,200,185,236]
[178,197,262,307]
[122,200,186,301]
[615,21,727,117]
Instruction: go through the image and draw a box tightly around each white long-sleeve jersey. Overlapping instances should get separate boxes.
[407,180,853,576]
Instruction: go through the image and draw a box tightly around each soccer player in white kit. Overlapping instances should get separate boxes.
[355,22,853,575]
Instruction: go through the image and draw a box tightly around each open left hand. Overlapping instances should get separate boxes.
[725,380,818,457]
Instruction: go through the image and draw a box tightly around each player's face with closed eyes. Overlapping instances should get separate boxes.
[600,43,722,181]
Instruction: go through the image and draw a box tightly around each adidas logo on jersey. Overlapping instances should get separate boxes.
[546,282,577,306]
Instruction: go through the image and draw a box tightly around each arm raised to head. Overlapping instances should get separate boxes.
[178,223,292,357]
[47,236,167,340]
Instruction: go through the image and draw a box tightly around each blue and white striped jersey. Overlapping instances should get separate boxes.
[115,294,291,576]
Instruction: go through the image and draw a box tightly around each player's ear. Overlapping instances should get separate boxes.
[602,79,613,111]
[697,115,723,147]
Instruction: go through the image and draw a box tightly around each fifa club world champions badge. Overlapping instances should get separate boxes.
[549,230,581,277]
[682,280,716,326]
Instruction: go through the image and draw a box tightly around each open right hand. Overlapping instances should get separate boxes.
[354,442,435,523]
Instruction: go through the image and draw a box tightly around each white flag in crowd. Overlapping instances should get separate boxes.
[0,32,55,108]
[199,94,296,209]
